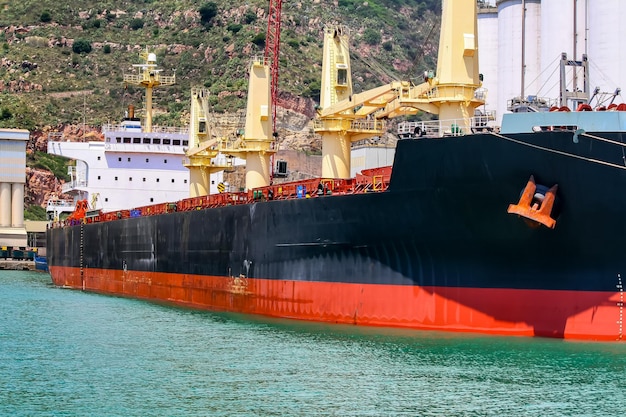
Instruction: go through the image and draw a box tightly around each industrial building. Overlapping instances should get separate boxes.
[478,0,626,125]
[0,128,29,248]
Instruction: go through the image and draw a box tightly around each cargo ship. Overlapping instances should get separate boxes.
[47,0,625,341]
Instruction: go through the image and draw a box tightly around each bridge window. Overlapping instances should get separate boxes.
[337,69,347,85]
[532,125,578,132]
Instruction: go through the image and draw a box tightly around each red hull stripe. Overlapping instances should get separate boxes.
[49,266,624,341]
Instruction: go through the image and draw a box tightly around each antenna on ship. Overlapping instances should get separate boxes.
[123,48,176,133]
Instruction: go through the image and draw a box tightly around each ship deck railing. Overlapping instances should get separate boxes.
[62,180,88,193]
[51,167,393,228]
[102,124,189,135]
[396,115,497,138]
[46,199,75,209]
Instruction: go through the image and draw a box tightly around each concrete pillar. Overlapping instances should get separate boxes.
[11,183,23,228]
[0,128,29,248]
[0,182,10,227]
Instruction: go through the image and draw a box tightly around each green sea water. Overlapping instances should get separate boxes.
[1,270,625,417]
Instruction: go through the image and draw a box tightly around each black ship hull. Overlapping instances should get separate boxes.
[47,131,626,341]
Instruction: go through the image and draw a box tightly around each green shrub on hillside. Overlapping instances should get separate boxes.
[362,28,381,45]
[30,152,71,182]
[72,39,92,54]
[227,23,243,34]
[24,205,46,221]
[199,2,218,27]
[130,18,144,31]
[40,11,52,23]
[244,10,257,24]
[0,95,36,130]
[252,32,265,47]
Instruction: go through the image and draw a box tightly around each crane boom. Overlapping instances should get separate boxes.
[315,0,483,179]
[265,0,283,135]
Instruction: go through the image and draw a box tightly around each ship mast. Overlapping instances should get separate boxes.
[123,49,175,133]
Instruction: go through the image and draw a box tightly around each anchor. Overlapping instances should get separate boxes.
[507,175,559,229]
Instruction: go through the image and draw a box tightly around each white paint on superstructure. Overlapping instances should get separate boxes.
[48,138,190,212]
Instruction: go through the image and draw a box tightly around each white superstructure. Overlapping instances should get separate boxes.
[47,122,244,214]
[47,126,196,213]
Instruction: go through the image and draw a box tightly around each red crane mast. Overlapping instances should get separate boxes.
[264,0,283,135]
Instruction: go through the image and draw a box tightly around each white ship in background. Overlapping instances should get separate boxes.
[46,51,233,219]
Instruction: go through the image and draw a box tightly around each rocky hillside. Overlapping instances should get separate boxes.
[0,0,443,219]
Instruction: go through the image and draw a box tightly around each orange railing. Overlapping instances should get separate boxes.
[54,167,392,228]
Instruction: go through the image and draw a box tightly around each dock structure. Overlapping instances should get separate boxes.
[0,260,35,271]
[0,129,29,248]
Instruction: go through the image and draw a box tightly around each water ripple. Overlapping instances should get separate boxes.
[1,271,625,416]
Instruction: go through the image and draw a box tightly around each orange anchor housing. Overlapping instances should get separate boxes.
[507,175,559,229]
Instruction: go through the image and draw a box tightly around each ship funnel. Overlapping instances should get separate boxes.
[128,105,135,119]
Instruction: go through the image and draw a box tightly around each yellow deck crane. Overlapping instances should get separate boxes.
[185,0,282,198]
[184,56,277,197]
[225,56,277,191]
[184,88,235,197]
[315,0,484,179]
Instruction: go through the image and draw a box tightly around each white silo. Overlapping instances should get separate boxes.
[477,5,499,118]
[587,0,626,103]
[539,0,586,105]
[496,0,542,125]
